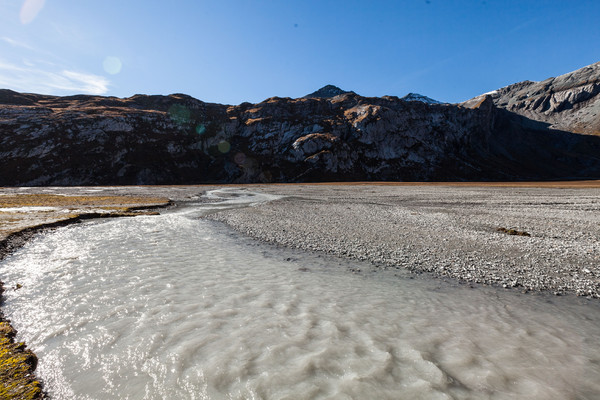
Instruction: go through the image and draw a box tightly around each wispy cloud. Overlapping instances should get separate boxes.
[1,33,110,95]
[0,59,110,95]
[62,70,110,94]
[1,36,36,51]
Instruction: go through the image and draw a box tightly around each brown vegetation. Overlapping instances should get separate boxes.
[496,227,531,237]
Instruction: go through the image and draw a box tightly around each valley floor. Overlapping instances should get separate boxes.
[3,182,600,299]
[1,182,600,397]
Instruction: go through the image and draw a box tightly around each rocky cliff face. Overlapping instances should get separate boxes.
[2,62,600,186]
[464,61,600,135]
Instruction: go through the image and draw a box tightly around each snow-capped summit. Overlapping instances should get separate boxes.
[400,93,442,104]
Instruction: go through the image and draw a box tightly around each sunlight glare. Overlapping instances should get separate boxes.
[103,56,122,75]
[234,152,246,165]
[20,0,46,24]
[168,104,191,124]
[218,141,231,153]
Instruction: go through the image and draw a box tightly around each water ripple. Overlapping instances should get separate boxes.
[1,195,600,399]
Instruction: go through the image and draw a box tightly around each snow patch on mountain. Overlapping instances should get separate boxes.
[400,93,443,104]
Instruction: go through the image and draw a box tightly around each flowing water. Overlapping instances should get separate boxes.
[1,189,600,399]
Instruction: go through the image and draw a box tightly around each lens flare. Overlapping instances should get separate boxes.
[103,56,122,75]
[20,0,45,24]
[218,141,231,153]
[234,152,246,165]
[168,104,191,125]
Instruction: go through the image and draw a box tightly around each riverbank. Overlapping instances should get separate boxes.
[0,191,171,399]
[208,184,600,299]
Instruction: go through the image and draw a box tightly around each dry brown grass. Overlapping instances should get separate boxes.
[144,180,600,189]
[0,194,170,242]
[245,180,600,188]
[496,227,531,237]
[0,194,169,208]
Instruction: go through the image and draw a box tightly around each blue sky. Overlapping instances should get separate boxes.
[1,0,599,104]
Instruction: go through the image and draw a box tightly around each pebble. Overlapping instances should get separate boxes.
[207,185,600,299]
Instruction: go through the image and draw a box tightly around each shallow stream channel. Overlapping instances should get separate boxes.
[1,189,600,399]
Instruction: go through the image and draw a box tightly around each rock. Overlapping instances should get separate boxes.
[304,85,355,99]
[466,61,600,135]
[2,61,600,186]
[400,93,443,104]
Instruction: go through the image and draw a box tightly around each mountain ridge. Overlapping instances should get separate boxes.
[1,61,600,186]
[400,93,443,104]
[464,61,600,135]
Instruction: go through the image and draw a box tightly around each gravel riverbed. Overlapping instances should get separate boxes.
[207,184,600,298]
[2,183,599,299]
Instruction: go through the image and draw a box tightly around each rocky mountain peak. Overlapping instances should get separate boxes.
[467,61,600,135]
[400,93,443,104]
[304,85,355,99]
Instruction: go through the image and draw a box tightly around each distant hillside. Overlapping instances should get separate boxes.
[1,61,600,186]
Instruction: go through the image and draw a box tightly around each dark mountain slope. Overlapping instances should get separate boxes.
[304,85,355,99]
[2,62,600,186]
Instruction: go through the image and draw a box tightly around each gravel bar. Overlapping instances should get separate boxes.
[207,184,600,298]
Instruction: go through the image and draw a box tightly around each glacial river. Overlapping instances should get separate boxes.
[1,189,600,399]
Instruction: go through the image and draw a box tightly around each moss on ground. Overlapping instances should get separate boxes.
[0,322,43,399]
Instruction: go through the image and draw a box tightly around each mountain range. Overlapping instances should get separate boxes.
[1,61,599,185]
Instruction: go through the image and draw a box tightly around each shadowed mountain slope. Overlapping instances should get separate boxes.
[304,85,355,99]
[2,62,600,186]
